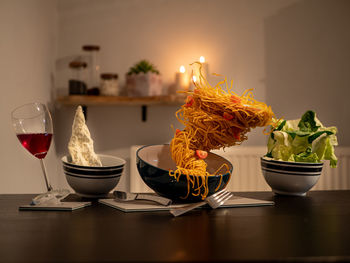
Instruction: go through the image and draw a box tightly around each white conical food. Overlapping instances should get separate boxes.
[68,106,102,166]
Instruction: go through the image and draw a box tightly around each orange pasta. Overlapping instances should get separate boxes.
[170,62,275,200]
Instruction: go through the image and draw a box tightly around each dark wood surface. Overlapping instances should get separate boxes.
[1,191,350,263]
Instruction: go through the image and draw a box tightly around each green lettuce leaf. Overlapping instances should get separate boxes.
[291,135,309,155]
[294,147,319,163]
[324,138,338,168]
[308,131,334,144]
[266,110,338,167]
[298,110,320,132]
[312,133,328,161]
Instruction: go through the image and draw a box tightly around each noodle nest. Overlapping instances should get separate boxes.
[170,62,275,200]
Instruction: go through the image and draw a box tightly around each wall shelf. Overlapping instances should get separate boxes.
[56,95,185,121]
[56,95,185,106]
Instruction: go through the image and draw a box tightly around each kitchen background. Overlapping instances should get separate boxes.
[1,0,349,194]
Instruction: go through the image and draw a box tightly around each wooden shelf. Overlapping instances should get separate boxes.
[56,95,185,106]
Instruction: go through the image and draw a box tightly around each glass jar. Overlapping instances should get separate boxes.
[100,73,119,96]
[82,45,101,90]
[68,60,87,95]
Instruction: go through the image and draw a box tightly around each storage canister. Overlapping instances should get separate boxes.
[82,45,101,90]
[68,60,87,95]
[100,73,119,96]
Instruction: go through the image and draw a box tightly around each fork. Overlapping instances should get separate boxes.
[170,189,233,217]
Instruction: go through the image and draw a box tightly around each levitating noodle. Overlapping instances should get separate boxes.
[170,62,275,200]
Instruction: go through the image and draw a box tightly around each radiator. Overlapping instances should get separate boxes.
[130,146,350,193]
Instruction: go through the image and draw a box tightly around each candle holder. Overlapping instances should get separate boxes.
[175,66,189,91]
[169,66,190,98]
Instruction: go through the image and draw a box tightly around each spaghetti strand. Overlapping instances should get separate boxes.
[170,62,275,200]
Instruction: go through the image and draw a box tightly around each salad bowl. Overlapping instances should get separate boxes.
[262,110,338,196]
[136,144,233,203]
[261,157,323,196]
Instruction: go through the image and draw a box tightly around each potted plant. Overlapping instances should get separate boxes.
[126,60,163,97]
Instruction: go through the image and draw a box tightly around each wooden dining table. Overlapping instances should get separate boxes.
[1,190,350,263]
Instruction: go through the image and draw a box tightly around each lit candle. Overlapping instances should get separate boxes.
[175,65,189,91]
[180,65,186,74]
[189,75,197,91]
[199,56,209,79]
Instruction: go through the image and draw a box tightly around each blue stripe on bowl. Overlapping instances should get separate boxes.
[64,171,122,179]
[63,165,124,175]
[261,157,323,167]
[261,167,322,176]
[62,155,125,170]
[62,161,124,170]
[261,162,323,173]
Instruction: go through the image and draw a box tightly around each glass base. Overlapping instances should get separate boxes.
[31,189,70,205]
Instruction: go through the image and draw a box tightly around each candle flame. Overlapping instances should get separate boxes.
[199,56,205,63]
[192,75,197,82]
[179,65,185,73]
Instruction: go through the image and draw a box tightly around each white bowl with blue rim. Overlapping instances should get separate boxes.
[61,154,125,198]
[62,155,125,172]
[260,157,323,196]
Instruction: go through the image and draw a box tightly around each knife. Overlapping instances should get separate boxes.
[113,191,172,206]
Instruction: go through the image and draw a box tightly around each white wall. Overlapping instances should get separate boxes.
[53,0,301,192]
[53,0,301,148]
[265,0,350,146]
[0,0,59,193]
[1,0,348,194]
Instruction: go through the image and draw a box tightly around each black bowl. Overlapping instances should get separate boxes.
[136,144,233,203]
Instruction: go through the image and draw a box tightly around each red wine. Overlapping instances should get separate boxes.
[17,133,52,159]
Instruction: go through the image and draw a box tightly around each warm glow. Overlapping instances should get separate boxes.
[199,56,205,63]
[179,65,185,73]
[192,75,197,82]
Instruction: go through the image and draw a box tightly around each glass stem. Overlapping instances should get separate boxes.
[39,159,53,192]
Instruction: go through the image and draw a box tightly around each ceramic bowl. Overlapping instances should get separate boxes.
[62,164,124,176]
[136,144,233,203]
[261,157,323,196]
[62,154,125,198]
[62,154,125,171]
[64,173,122,198]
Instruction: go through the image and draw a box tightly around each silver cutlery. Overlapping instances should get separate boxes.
[113,191,172,206]
[170,189,233,217]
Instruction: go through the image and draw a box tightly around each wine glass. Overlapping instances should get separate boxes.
[11,102,69,205]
